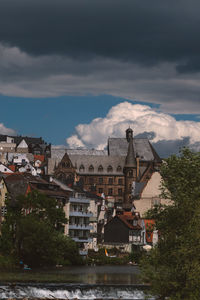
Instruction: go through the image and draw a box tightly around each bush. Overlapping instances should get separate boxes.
[0,255,17,270]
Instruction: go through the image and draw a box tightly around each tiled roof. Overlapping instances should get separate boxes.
[117,214,142,230]
[34,155,45,162]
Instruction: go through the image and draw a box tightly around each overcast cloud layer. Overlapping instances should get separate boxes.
[66,102,200,157]
[0,0,200,112]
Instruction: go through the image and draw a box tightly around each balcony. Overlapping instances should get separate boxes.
[69,196,90,204]
[69,224,93,230]
[69,211,93,217]
[72,237,93,243]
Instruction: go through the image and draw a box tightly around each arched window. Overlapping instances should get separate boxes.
[98,165,103,172]
[129,170,133,177]
[79,164,85,172]
[117,165,122,172]
[107,165,113,172]
[89,165,94,172]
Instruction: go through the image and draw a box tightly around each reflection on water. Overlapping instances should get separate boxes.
[53,265,141,284]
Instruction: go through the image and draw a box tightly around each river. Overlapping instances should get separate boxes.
[0,265,155,299]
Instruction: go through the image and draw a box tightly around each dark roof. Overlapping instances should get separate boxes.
[124,137,136,168]
[0,135,44,145]
[105,213,142,230]
[132,181,147,199]
[108,138,161,162]
[5,173,29,198]
[5,173,69,200]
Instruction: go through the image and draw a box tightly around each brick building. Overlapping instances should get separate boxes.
[49,128,162,210]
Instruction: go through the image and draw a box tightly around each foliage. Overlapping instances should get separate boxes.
[140,148,200,300]
[0,255,17,270]
[0,191,81,267]
[87,248,130,265]
[129,245,144,264]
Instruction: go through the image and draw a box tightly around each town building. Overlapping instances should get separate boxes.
[0,135,51,157]
[49,128,162,214]
[104,211,146,253]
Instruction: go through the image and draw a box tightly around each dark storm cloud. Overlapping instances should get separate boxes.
[152,137,190,158]
[1,0,200,73]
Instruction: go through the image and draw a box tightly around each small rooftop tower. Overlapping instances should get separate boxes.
[126,128,133,142]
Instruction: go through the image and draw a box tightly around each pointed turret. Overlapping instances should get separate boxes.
[124,136,136,168]
[123,129,137,206]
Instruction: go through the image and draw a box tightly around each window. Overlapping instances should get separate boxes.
[118,188,123,196]
[108,188,113,196]
[117,165,122,172]
[108,178,113,184]
[79,164,85,172]
[1,206,7,216]
[107,165,113,172]
[118,178,123,185]
[89,165,94,172]
[89,177,94,184]
[152,198,161,206]
[129,171,133,177]
[99,177,103,184]
[133,219,138,226]
[98,188,103,194]
[98,165,103,172]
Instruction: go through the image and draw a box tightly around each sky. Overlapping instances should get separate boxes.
[0,0,200,157]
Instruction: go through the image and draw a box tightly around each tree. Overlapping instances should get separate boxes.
[141,148,200,300]
[0,191,81,267]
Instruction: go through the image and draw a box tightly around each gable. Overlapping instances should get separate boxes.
[0,164,13,173]
[141,172,162,198]
[17,139,28,149]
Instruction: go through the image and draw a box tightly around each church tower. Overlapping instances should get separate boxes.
[123,128,137,206]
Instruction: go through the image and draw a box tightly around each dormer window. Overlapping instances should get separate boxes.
[133,219,138,226]
[107,165,113,173]
[89,165,94,172]
[79,164,85,172]
[98,165,103,172]
[117,165,122,172]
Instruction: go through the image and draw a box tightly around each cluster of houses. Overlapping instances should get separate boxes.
[0,129,170,256]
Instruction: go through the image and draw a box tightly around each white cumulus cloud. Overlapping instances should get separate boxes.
[66,102,200,155]
[0,123,16,136]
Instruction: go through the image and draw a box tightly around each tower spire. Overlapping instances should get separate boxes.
[125,136,136,168]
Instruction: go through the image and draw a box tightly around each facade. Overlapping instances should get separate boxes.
[0,176,8,229]
[49,128,162,213]
[133,171,171,216]
[104,211,145,253]
[64,191,93,255]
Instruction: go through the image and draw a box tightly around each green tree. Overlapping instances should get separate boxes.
[0,191,81,267]
[141,148,200,300]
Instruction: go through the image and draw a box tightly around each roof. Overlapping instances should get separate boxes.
[132,181,147,199]
[106,213,142,230]
[69,155,125,175]
[51,147,107,160]
[5,173,69,200]
[108,138,161,162]
[124,137,136,168]
[34,155,45,162]
[0,135,44,146]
